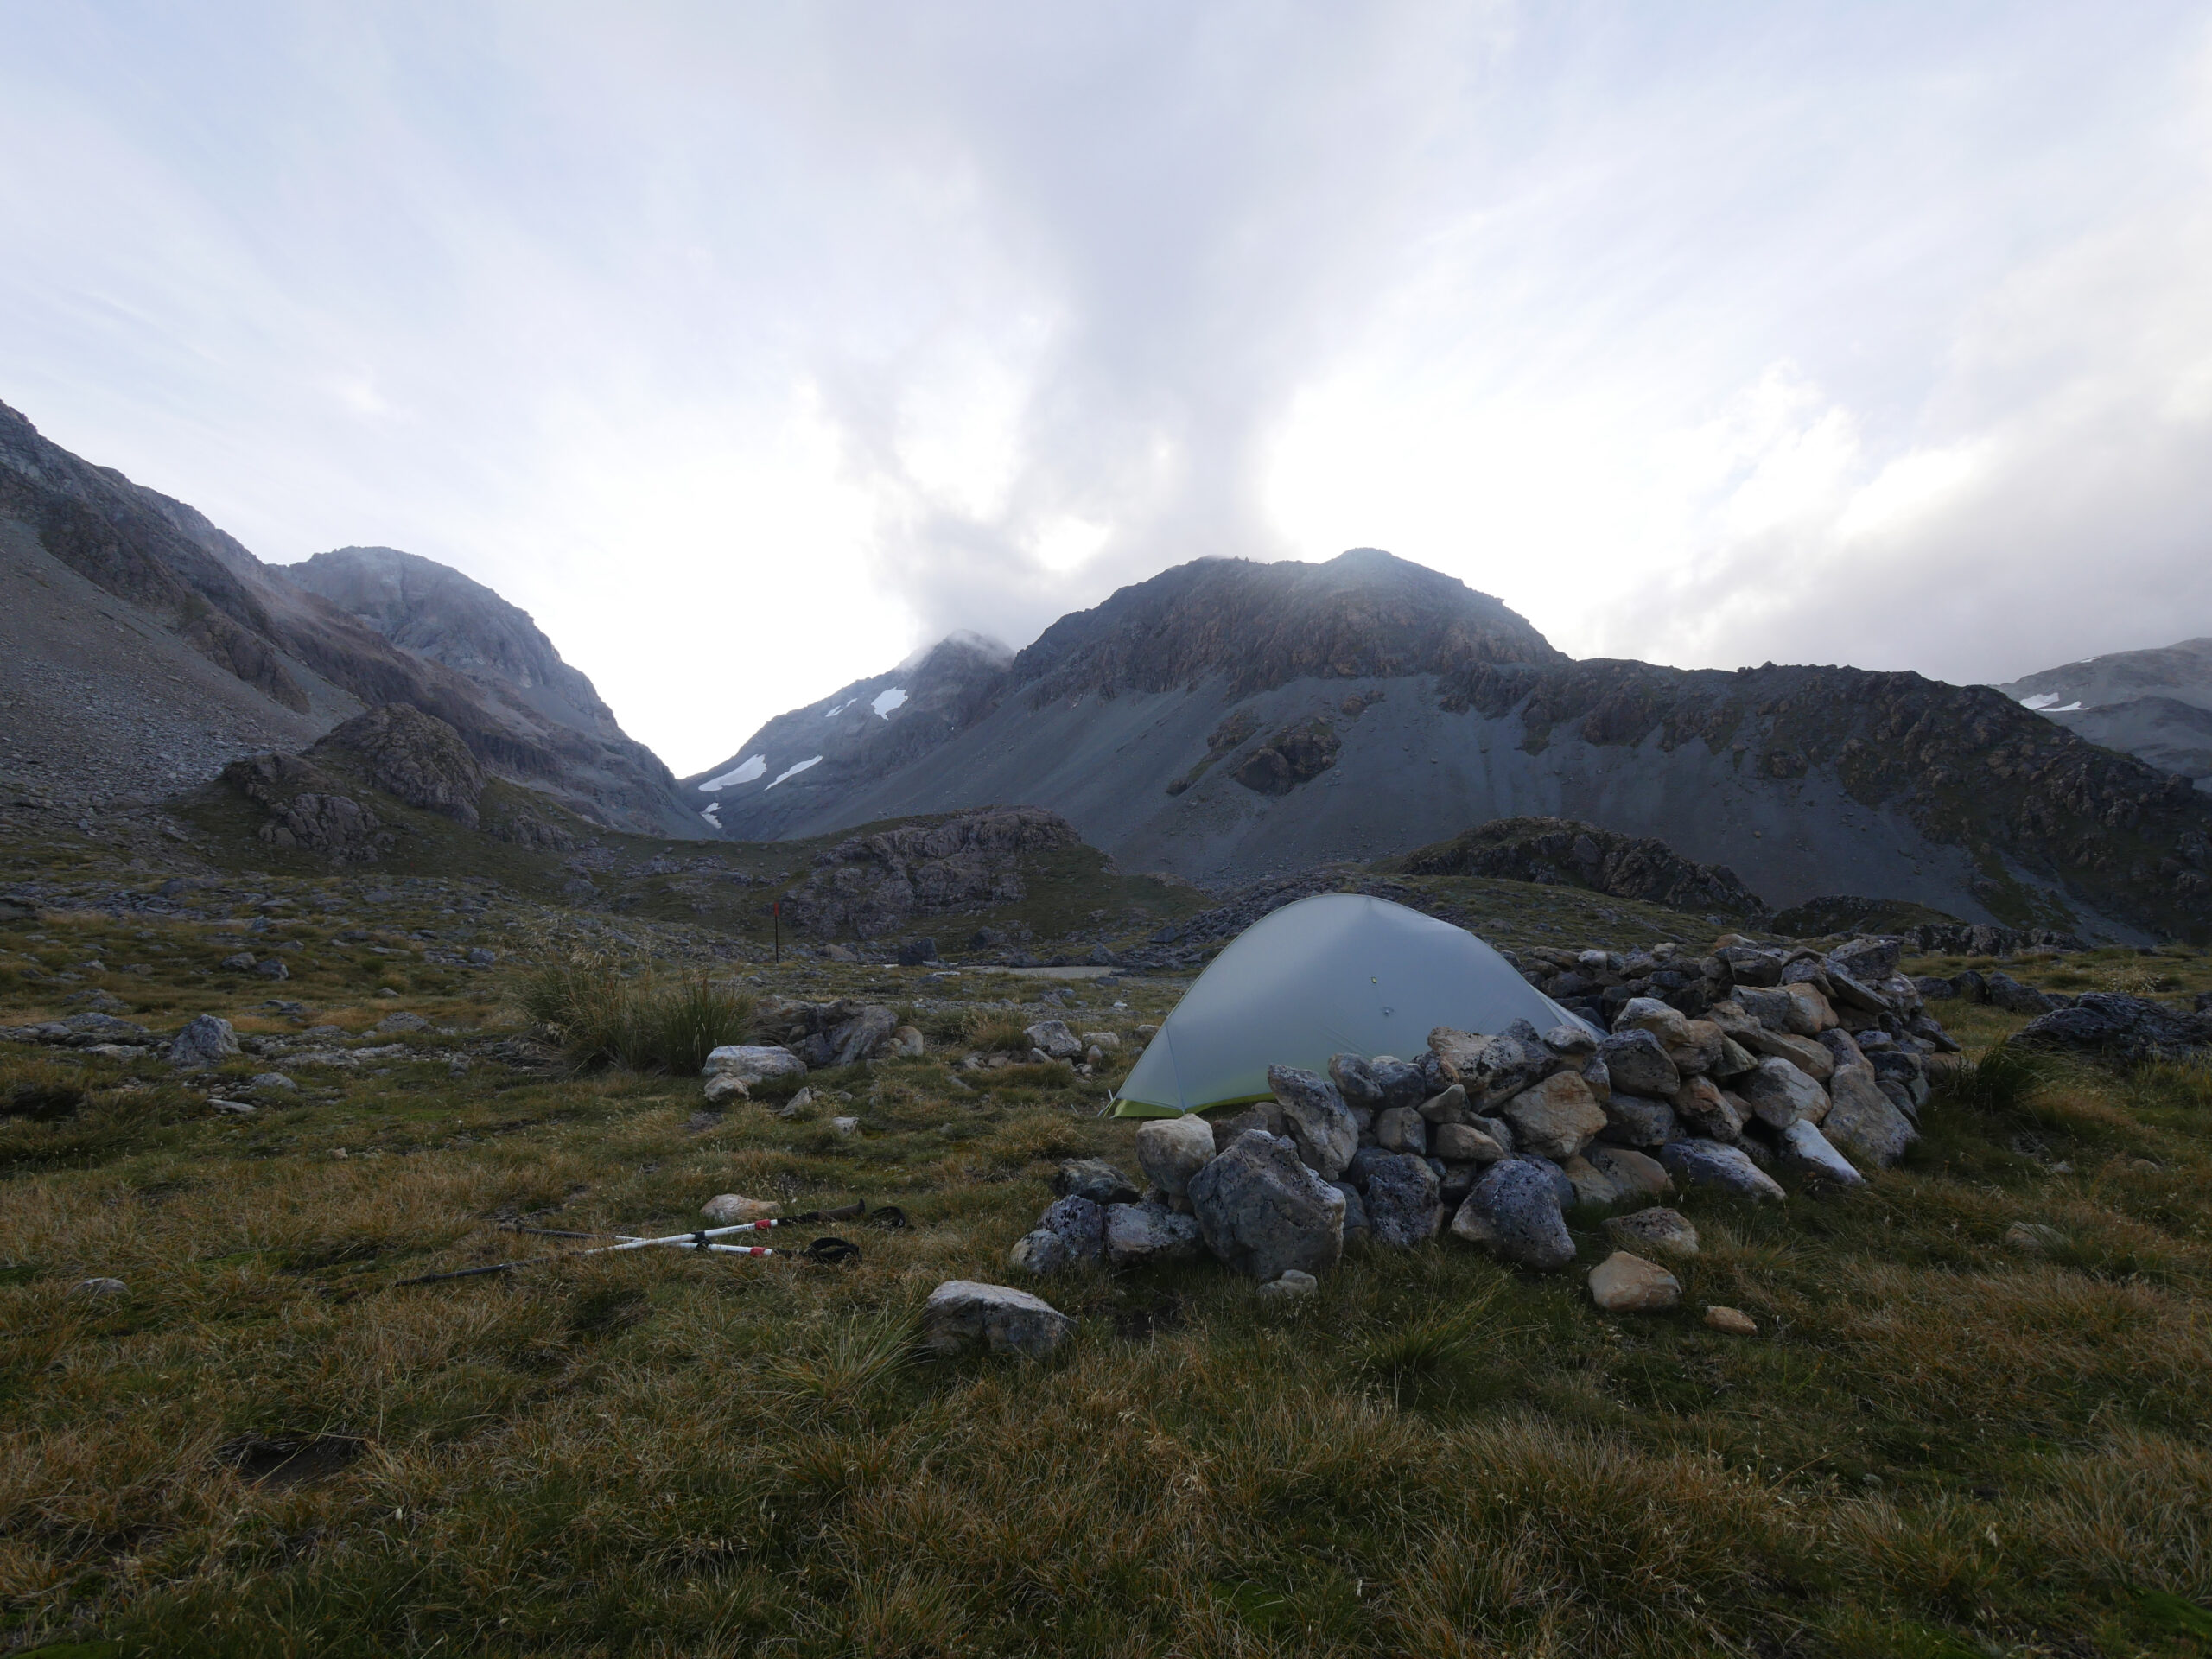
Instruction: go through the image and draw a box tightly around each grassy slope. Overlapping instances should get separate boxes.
[3,817,2212,1656]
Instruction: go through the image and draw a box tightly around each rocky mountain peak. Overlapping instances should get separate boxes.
[1010,549,1566,703]
[283,546,618,737]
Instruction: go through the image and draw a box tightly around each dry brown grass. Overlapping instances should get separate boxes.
[4,931,2212,1654]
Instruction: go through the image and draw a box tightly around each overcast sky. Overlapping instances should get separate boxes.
[5,3,2210,773]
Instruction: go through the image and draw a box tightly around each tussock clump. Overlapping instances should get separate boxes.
[513,951,754,1073]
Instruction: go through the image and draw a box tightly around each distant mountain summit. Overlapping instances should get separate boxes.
[2000,638,2212,793]
[0,398,699,836]
[689,550,2212,943]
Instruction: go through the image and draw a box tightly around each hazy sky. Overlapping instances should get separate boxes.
[5,3,2210,772]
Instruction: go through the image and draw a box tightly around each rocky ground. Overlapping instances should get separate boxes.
[4,810,2212,1656]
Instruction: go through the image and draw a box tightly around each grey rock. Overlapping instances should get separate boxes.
[1038,1194,1108,1260]
[1416,1084,1469,1124]
[1473,1113,1517,1154]
[2016,993,2212,1062]
[1135,1115,1215,1200]
[1431,1120,1507,1163]
[1735,1057,1826,1128]
[1052,1159,1141,1205]
[1657,1139,1786,1202]
[1105,1200,1205,1266]
[377,1011,430,1033]
[1330,1182,1370,1240]
[1542,1023,1599,1058]
[466,947,499,967]
[1187,1129,1345,1281]
[1362,1152,1441,1249]
[1599,1029,1681,1098]
[1449,1158,1575,1271]
[1827,936,1902,982]
[1256,1268,1319,1303]
[1374,1105,1427,1155]
[1821,1065,1918,1167]
[1367,1055,1427,1109]
[61,1012,153,1046]
[1023,1020,1084,1060]
[251,1071,297,1093]
[1343,1146,1395,1191]
[70,1277,128,1299]
[255,958,290,981]
[1775,1118,1865,1185]
[167,1014,238,1069]
[702,1044,808,1084]
[1007,1229,1073,1276]
[1268,1065,1357,1180]
[922,1280,1073,1357]
[1599,1091,1677,1147]
[1328,1052,1384,1106]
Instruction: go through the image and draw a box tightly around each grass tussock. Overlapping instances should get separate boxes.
[513,951,755,1073]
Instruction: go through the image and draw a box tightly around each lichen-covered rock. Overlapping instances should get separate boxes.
[702,1193,780,1224]
[1105,1200,1205,1266]
[1585,1145,1671,1199]
[1599,1029,1681,1098]
[923,1281,1073,1357]
[1328,1052,1384,1106]
[1188,1129,1346,1281]
[1038,1194,1108,1261]
[1449,1158,1574,1271]
[1374,1105,1427,1155]
[1598,1091,1677,1147]
[1361,1152,1440,1249]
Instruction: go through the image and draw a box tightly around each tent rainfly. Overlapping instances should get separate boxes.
[1112,893,1598,1118]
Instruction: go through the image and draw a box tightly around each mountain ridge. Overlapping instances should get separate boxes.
[689,556,2212,942]
[0,398,701,838]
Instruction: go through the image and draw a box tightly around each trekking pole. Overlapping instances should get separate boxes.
[392,1227,861,1287]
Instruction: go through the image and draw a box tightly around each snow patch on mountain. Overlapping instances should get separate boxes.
[872,687,908,719]
[700,754,767,790]
[766,755,823,789]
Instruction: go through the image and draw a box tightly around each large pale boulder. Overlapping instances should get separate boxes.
[1187,1130,1346,1281]
[1604,1206,1699,1258]
[1135,1114,1215,1200]
[1588,1251,1681,1313]
[1023,1020,1084,1060]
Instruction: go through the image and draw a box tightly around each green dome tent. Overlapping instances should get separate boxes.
[1112,893,1595,1118]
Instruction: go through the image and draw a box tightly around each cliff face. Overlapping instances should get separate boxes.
[0,399,700,837]
[687,552,2212,943]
